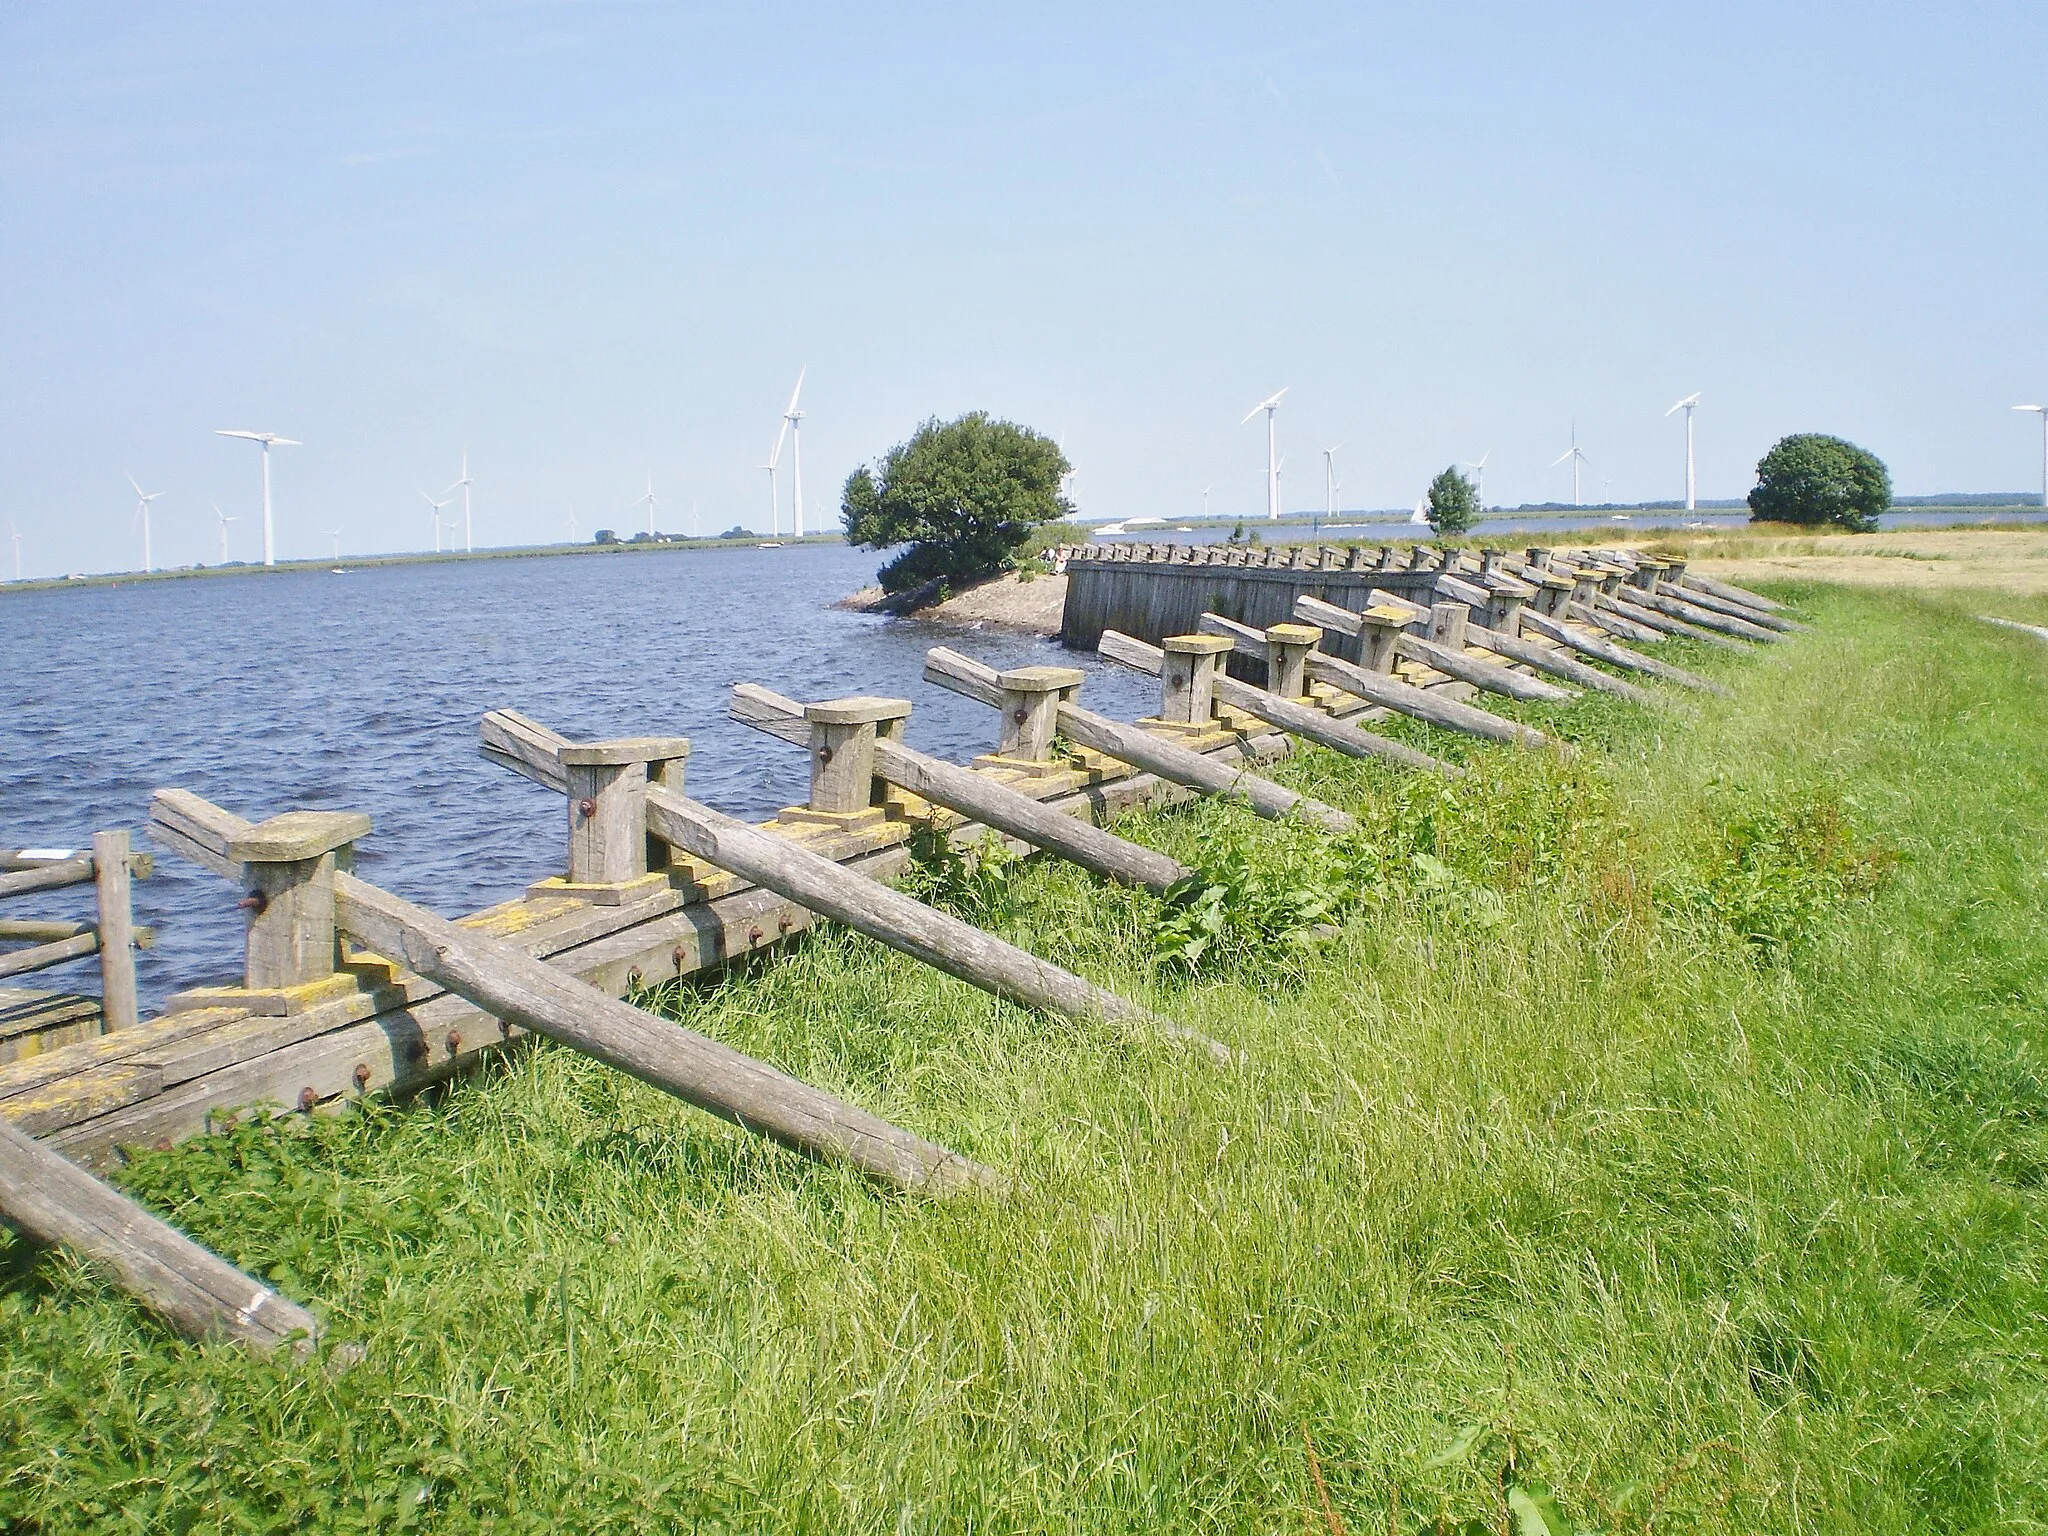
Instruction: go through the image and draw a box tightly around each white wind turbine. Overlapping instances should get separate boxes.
[2015,404,2048,508]
[329,529,343,561]
[441,450,474,553]
[420,490,453,553]
[126,475,165,573]
[214,430,299,566]
[565,505,580,542]
[1462,451,1491,509]
[1666,392,1702,510]
[1550,421,1595,508]
[1201,485,1212,519]
[781,368,808,538]
[1321,446,1341,529]
[1240,388,1288,520]
[634,475,658,537]
[211,504,237,563]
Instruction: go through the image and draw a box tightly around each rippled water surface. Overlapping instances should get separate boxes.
[1,544,1151,1012]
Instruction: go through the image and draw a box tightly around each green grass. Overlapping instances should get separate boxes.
[5,584,2048,1532]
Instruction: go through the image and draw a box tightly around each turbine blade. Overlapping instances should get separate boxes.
[1550,450,1574,467]
[127,474,144,496]
[785,366,806,415]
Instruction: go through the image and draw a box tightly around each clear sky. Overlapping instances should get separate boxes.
[3,2,2045,576]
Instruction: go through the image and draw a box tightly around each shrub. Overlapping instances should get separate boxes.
[1748,434,1891,532]
[1427,465,1480,537]
[841,413,1073,594]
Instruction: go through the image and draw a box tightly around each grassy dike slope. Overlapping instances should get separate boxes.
[4,584,2047,1532]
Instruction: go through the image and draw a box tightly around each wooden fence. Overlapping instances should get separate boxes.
[0,833,153,1062]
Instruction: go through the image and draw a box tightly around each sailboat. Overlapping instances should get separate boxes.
[1409,496,1430,526]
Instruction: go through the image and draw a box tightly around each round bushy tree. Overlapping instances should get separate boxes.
[1426,464,1480,538]
[1748,434,1890,532]
[842,413,1073,594]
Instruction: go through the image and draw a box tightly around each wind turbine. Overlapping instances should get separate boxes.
[1201,485,1212,519]
[634,475,658,538]
[1321,446,1340,535]
[2015,404,2048,508]
[1462,452,1491,508]
[441,450,474,553]
[782,368,807,538]
[1666,393,1702,510]
[420,490,453,553]
[211,504,237,563]
[1550,422,1594,508]
[214,430,299,566]
[126,475,164,573]
[1240,388,1288,520]
[566,505,580,542]
[329,529,343,561]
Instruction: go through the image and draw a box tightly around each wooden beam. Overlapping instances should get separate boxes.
[1395,632,1574,703]
[332,871,998,1194]
[1598,593,1754,652]
[0,1115,322,1356]
[92,830,140,1032]
[0,931,100,980]
[1678,571,1787,613]
[0,858,96,900]
[0,919,91,942]
[643,784,1232,1061]
[1515,607,1731,697]
[728,685,1194,895]
[1632,588,1785,643]
[1661,582,1806,632]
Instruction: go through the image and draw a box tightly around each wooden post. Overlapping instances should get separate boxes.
[798,697,911,825]
[1155,633,1234,730]
[89,830,139,1033]
[561,737,692,886]
[1428,601,1469,651]
[0,1117,324,1356]
[993,665,1084,769]
[1263,622,1321,699]
[214,811,370,1014]
[1358,607,1409,673]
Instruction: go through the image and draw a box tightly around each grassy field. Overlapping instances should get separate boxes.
[1647,524,2048,599]
[4,582,2048,1532]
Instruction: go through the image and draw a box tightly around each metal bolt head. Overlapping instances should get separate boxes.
[298,1087,318,1113]
[353,1063,371,1091]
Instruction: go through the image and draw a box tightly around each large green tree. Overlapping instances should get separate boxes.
[842,413,1073,594]
[1426,464,1480,538]
[1748,434,1891,532]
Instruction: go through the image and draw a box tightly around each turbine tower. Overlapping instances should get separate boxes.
[330,529,343,561]
[782,368,807,539]
[635,475,658,538]
[1550,422,1594,508]
[1462,452,1491,509]
[2015,405,2048,508]
[1321,445,1341,530]
[212,504,237,563]
[420,490,453,553]
[214,430,299,566]
[1666,392,1702,510]
[127,475,164,574]
[1240,388,1288,520]
[441,450,474,553]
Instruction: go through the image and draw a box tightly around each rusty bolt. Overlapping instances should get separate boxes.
[1012,707,1028,723]
[672,945,686,970]
[777,915,792,934]
[236,890,268,914]
[817,745,833,763]
[499,1016,512,1037]
[446,1030,462,1056]
[353,1063,371,1091]
[748,925,764,946]
[578,797,598,819]
[298,1087,318,1113]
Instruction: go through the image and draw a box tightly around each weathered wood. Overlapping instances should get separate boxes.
[729,684,1194,894]
[1296,594,1652,706]
[1661,582,1807,632]
[1136,624,1462,775]
[0,920,92,943]
[995,666,1083,761]
[230,812,368,991]
[1679,571,1787,613]
[480,709,572,793]
[0,1115,322,1355]
[331,870,997,1193]
[563,739,690,884]
[0,931,100,980]
[1398,632,1574,702]
[1,850,83,871]
[0,858,96,900]
[1515,607,1731,696]
[642,784,1232,1060]
[1156,633,1235,724]
[148,790,247,880]
[92,830,139,1033]
[803,698,907,818]
[1306,650,1557,749]
[1568,598,1668,647]
[1598,593,1754,652]
[1633,588,1784,642]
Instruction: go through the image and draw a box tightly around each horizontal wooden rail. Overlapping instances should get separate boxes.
[1518,607,1730,696]
[0,857,97,900]
[0,1115,322,1356]
[1634,588,1784,643]
[0,919,92,943]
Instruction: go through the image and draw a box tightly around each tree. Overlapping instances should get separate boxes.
[1426,464,1480,537]
[841,413,1073,594]
[1748,434,1890,532]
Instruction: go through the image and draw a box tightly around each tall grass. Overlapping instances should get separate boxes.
[4,585,2046,1532]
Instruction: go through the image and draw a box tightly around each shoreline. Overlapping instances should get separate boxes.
[0,532,847,597]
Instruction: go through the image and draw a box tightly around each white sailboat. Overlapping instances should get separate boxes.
[1409,496,1430,526]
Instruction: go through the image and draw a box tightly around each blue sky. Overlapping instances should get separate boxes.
[3,2,2045,575]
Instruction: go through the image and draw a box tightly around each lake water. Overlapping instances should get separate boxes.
[0,544,1155,1013]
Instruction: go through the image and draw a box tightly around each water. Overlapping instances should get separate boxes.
[1088,508,2048,544]
[0,544,1153,1013]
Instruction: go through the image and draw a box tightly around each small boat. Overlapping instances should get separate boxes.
[756,541,784,549]
[1092,522,1127,537]
[1409,497,1429,526]
[330,567,349,574]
